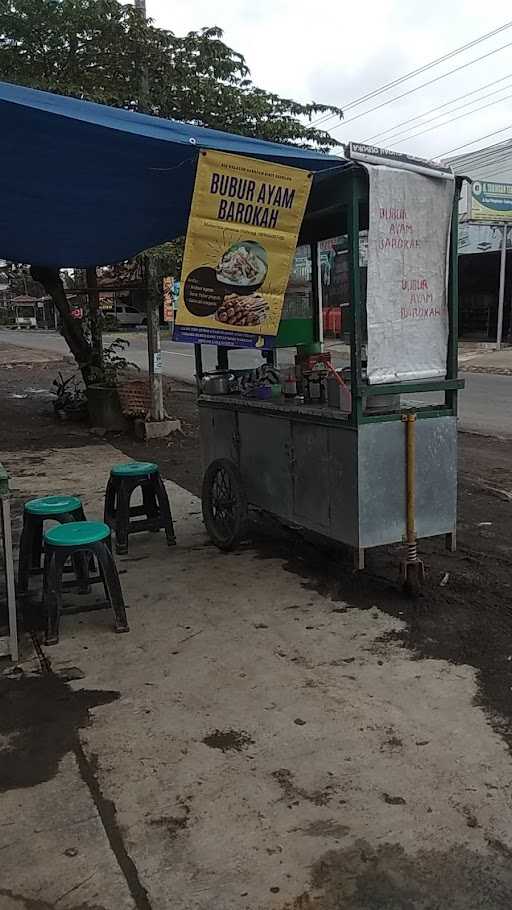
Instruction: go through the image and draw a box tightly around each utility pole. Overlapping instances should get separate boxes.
[133,0,149,111]
[145,255,165,423]
[496,224,508,350]
[133,0,175,435]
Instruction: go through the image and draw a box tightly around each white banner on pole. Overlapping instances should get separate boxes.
[364,163,455,385]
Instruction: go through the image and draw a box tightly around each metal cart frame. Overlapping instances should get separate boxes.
[195,164,464,579]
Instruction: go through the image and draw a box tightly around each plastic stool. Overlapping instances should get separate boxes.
[104,462,175,555]
[18,494,87,595]
[43,521,129,645]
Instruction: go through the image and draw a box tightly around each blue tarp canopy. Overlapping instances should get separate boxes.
[0,81,346,267]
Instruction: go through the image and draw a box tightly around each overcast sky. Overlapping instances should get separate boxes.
[144,1,512,168]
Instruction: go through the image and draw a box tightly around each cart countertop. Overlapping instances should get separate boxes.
[198,393,354,424]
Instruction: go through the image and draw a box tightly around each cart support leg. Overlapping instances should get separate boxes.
[445,531,457,553]
[354,547,365,571]
[401,412,425,593]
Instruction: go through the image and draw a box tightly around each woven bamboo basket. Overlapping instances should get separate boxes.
[117,379,151,417]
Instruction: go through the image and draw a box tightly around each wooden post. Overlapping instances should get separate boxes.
[146,257,164,422]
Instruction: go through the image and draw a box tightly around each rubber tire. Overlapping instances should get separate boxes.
[202,458,248,551]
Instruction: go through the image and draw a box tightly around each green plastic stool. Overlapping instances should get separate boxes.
[104,462,175,554]
[43,521,129,645]
[111,462,158,478]
[25,494,82,516]
[45,521,110,547]
[18,494,87,595]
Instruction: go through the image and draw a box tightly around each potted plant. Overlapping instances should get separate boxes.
[85,338,139,430]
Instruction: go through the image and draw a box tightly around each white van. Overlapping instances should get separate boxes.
[114,303,146,326]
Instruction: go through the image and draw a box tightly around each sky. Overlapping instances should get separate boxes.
[137,1,512,172]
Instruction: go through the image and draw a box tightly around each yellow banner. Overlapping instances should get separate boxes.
[174,150,312,347]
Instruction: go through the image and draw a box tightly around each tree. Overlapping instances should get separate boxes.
[0,1,342,147]
[4,264,46,299]
[1,0,343,382]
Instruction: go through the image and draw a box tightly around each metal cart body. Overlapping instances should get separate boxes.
[199,397,456,556]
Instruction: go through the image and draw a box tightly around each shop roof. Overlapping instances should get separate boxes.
[0,81,347,267]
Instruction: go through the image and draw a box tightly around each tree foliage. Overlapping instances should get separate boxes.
[0,0,342,149]
[2,1,343,388]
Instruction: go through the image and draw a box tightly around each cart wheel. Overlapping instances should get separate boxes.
[202,459,248,551]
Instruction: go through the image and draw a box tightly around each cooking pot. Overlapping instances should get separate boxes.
[201,371,237,395]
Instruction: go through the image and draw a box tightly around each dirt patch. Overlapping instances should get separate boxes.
[281,838,512,909]
[272,768,335,807]
[0,361,202,494]
[150,800,190,839]
[202,728,254,752]
[292,819,351,839]
[382,793,407,806]
[0,890,107,910]
[0,672,119,792]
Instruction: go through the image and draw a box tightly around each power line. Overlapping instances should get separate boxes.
[312,19,512,128]
[326,38,512,134]
[379,83,512,146]
[387,89,512,148]
[363,74,512,144]
[436,125,512,159]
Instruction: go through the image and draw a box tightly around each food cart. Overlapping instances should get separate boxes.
[178,146,463,587]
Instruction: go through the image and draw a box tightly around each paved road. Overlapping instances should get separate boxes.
[0,328,276,383]
[2,329,512,437]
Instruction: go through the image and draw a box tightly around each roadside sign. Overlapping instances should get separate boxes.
[461,179,512,221]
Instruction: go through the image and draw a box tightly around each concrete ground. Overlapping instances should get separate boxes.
[2,441,512,909]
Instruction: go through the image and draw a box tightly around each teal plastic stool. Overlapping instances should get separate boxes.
[18,494,87,595]
[111,462,158,478]
[43,521,129,644]
[25,494,82,516]
[104,462,175,554]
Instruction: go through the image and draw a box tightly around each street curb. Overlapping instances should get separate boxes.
[0,355,74,368]
[462,365,512,376]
